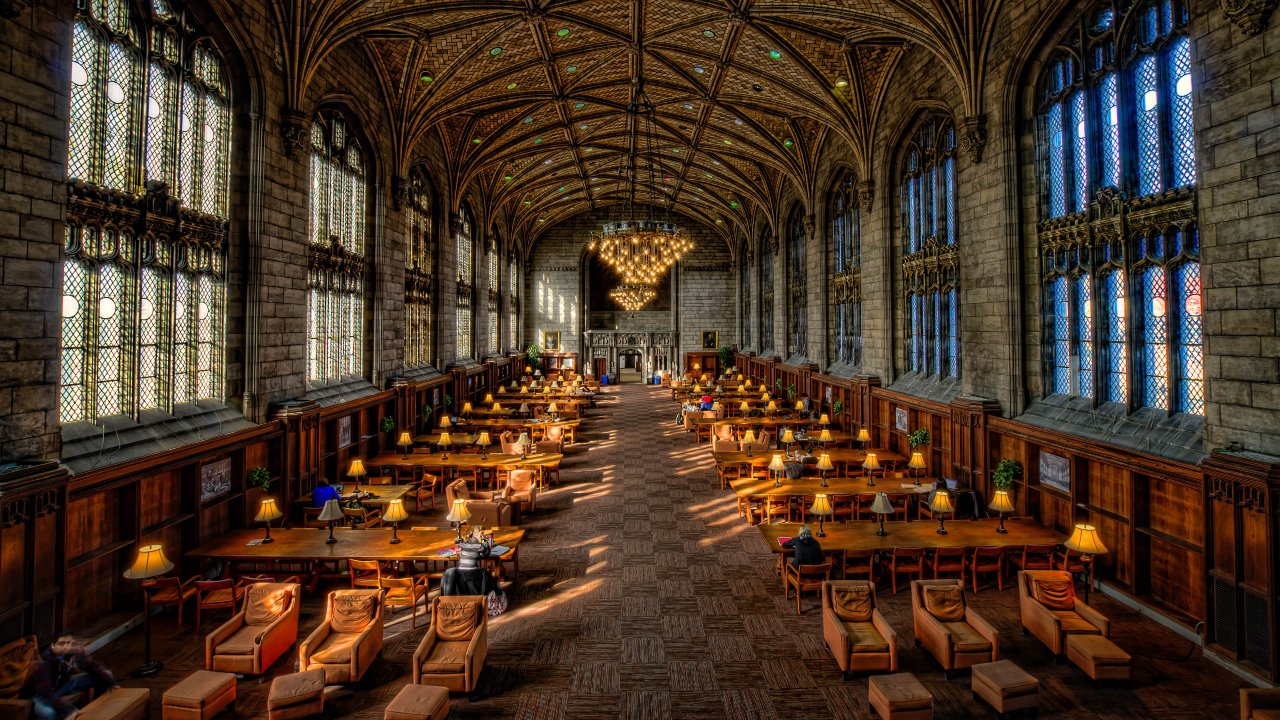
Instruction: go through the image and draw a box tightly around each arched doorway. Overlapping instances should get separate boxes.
[617,349,643,382]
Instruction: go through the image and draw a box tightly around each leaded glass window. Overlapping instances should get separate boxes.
[829,172,862,366]
[61,0,229,423]
[740,244,751,349]
[787,209,807,357]
[508,257,518,351]
[405,168,434,368]
[307,112,367,383]
[900,115,959,378]
[487,242,499,356]
[1035,0,1200,416]
[456,205,474,360]
[761,232,774,352]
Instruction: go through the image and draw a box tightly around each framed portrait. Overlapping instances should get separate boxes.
[200,458,231,502]
[701,331,718,350]
[895,407,910,433]
[337,415,352,448]
[542,331,560,351]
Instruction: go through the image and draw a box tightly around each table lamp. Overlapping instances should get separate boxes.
[767,401,777,413]
[781,428,795,456]
[762,392,770,401]
[437,431,452,460]
[715,385,724,393]
[123,543,175,677]
[694,383,701,393]
[348,458,367,482]
[398,431,413,459]
[795,400,804,412]
[440,415,452,429]
[519,403,530,417]
[738,384,745,392]
[447,498,472,541]
[988,490,1015,534]
[552,380,561,388]
[818,429,833,445]
[476,431,492,459]
[741,429,757,457]
[535,370,542,378]
[384,498,408,544]
[816,453,834,487]
[870,493,895,536]
[516,432,532,457]
[521,385,528,393]
[712,401,721,413]
[856,427,871,450]
[543,385,552,394]
[493,402,502,411]
[908,452,927,484]
[809,495,833,537]
[318,498,344,544]
[1064,523,1108,602]
[768,454,785,488]
[739,401,750,415]
[508,381,517,389]
[930,489,954,534]
[548,402,558,417]
[255,498,283,544]
[462,401,472,414]
[819,413,830,425]
[862,453,880,487]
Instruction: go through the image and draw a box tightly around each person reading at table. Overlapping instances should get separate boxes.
[780,525,824,569]
[312,479,342,508]
[700,394,714,411]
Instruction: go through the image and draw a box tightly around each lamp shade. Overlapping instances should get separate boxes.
[437,432,451,445]
[816,453,834,471]
[819,414,830,425]
[795,401,804,410]
[810,495,834,515]
[738,385,745,392]
[989,490,1016,514]
[462,402,472,412]
[715,385,724,393]
[521,386,529,393]
[862,453,881,470]
[693,384,701,392]
[476,432,491,446]
[317,498,345,522]
[440,415,452,428]
[762,393,770,400]
[741,430,757,443]
[123,544,174,579]
[1065,524,1108,555]
[446,498,472,524]
[398,432,413,447]
[781,429,795,444]
[908,452,927,470]
[739,401,750,412]
[515,432,531,447]
[870,493,895,516]
[767,401,777,411]
[256,498,284,523]
[485,394,494,403]
[768,455,786,472]
[712,402,721,411]
[519,403,530,413]
[930,490,954,514]
[383,498,409,524]
[856,428,872,443]
[534,370,542,377]
[493,402,502,411]
[525,366,532,373]
[347,459,367,477]
[509,381,517,388]
[548,403,558,414]
[552,381,560,388]
[818,429,833,443]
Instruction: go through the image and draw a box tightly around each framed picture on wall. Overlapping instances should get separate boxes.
[200,458,232,502]
[701,331,718,349]
[338,415,352,448]
[825,386,832,404]
[543,331,560,350]
[895,407,909,433]
[1039,451,1071,495]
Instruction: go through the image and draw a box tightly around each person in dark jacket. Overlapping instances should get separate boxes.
[780,525,825,568]
[30,631,118,720]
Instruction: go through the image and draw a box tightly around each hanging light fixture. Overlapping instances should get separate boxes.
[609,283,657,311]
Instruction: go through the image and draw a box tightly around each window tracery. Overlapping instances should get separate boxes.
[487,239,499,357]
[830,172,862,366]
[508,256,519,351]
[740,244,751,349]
[456,205,474,360]
[760,232,774,353]
[405,168,433,368]
[787,209,808,357]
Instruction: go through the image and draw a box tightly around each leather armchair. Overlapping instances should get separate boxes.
[505,469,538,514]
[1241,689,1280,720]
[910,579,999,676]
[1018,570,1108,657]
[0,635,36,720]
[299,589,384,684]
[206,581,301,680]
[821,580,897,678]
[445,480,515,527]
[413,596,488,692]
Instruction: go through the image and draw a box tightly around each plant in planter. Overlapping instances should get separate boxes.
[443,393,453,409]
[525,343,542,371]
[380,416,395,435]
[718,346,733,372]
[787,383,797,401]
[774,378,783,392]
[908,429,931,450]
[992,458,1022,490]
[248,467,271,493]
[832,400,844,416]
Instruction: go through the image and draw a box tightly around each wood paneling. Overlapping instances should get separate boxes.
[1149,477,1203,546]
[140,471,181,530]
[66,491,120,561]
[1149,535,1205,621]
[1086,461,1130,521]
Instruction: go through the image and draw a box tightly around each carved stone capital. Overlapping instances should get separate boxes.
[449,213,462,237]
[766,234,780,255]
[726,9,748,25]
[1220,0,1277,34]
[1,0,39,18]
[957,115,987,164]
[282,109,311,159]
[392,176,410,211]
[802,215,816,242]
[856,181,875,211]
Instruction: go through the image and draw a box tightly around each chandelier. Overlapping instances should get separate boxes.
[609,283,657,311]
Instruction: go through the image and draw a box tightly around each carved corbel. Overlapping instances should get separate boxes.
[766,234,780,255]
[802,215,816,243]
[957,115,987,164]
[449,213,462,238]
[282,109,311,159]
[856,181,875,212]
[1220,0,1277,34]
[392,176,410,211]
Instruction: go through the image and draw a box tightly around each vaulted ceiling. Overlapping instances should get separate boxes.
[275,0,1001,247]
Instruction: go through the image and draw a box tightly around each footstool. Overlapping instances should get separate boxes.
[163,671,236,720]
[80,688,151,720]
[267,669,325,720]
[869,673,933,720]
[384,684,449,720]
[1065,634,1131,684]
[971,660,1039,718]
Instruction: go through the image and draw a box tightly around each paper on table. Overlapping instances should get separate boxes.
[777,537,792,547]
[490,545,511,556]
[437,547,458,558]
[245,539,265,546]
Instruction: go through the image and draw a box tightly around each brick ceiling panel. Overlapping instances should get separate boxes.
[544,19,613,53]
[554,0,633,35]
[565,50,630,90]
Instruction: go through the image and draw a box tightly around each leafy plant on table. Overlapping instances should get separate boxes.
[908,429,931,450]
[992,458,1022,490]
[248,467,271,493]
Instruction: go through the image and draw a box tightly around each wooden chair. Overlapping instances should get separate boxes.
[1054,547,1094,590]
[841,548,875,582]
[855,494,877,522]
[930,546,966,580]
[149,575,200,627]
[349,559,390,589]
[395,463,418,485]
[784,562,832,613]
[195,578,244,631]
[301,506,328,529]
[886,493,910,522]
[831,495,856,524]
[379,575,430,628]
[879,548,925,593]
[1007,544,1054,577]
[967,547,1005,592]
[343,506,383,529]
[763,496,793,524]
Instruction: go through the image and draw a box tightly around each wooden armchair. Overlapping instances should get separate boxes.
[149,576,201,627]
[784,562,832,613]
[412,596,489,692]
[206,581,301,681]
[910,579,999,677]
[1018,570,1108,658]
[380,576,429,628]
[821,580,897,679]
[349,559,391,589]
[195,578,246,631]
[299,589,384,684]
[343,506,383,529]
[880,548,925,593]
[930,547,966,580]
[967,547,1005,593]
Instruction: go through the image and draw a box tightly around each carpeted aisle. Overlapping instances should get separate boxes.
[95,382,1247,719]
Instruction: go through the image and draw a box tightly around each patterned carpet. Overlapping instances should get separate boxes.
[95,382,1250,719]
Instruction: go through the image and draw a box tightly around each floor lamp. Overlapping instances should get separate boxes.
[1064,523,1108,603]
[123,544,174,677]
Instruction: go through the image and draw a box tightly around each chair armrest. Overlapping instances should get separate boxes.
[914,607,951,656]
[465,617,488,686]
[1074,599,1109,637]
[821,603,850,664]
[412,630,438,685]
[1242,689,1280,720]
[966,607,1000,660]
[182,575,203,587]
[206,612,246,668]
[872,609,898,670]
[299,620,332,666]
[353,608,383,677]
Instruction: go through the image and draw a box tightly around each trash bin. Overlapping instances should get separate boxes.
[653,375,661,385]
[602,375,609,385]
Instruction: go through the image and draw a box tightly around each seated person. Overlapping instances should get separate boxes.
[31,631,118,720]
[699,394,714,411]
[312,479,343,508]
[797,393,813,415]
[780,525,824,568]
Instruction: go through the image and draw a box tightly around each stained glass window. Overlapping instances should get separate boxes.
[405,169,433,368]
[307,112,366,383]
[1036,0,1200,415]
[487,244,499,356]
[901,115,958,378]
[509,257,519,350]
[740,244,751,349]
[829,172,862,365]
[456,205,474,360]
[1051,275,1070,394]
[787,209,807,357]
[61,2,229,423]
[760,232,774,351]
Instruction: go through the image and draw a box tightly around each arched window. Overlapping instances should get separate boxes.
[456,205,474,360]
[1036,0,1201,415]
[740,243,751,349]
[760,231,774,351]
[487,239,499,356]
[787,209,808,357]
[405,168,433,369]
[307,112,366,384]
[900,115,959,378]
[830,172,862,366]
[508,256,519,351]
[61,0,230,423]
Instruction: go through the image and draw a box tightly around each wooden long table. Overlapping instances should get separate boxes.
[448,418,581,443]
[730,476,941,498]
[713,448,907,466]
[189,527,526,592]
[370,451,564,487]
[296,484,411,506]
[758,519,1064,553]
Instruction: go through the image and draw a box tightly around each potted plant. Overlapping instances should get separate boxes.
[718,346,733,373]
[380,416,395,439]
[525,342,542,371]
[248,466,271,493]
[992,458,1022,490]
[786,383,797,401]
[832,399,844,416]
[908,429,931,450]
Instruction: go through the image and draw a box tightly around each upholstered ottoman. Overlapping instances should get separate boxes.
[80,688,151,720]
[971,660,1039,718]
[267,669,325,720]
[163,671,236,720]
[869,673,933,720]
[1065,634,1131,684]
[384,685,449,720]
